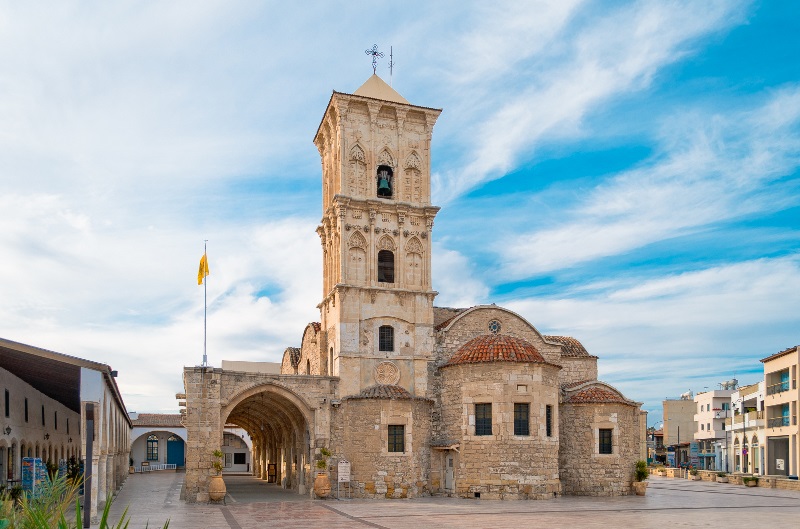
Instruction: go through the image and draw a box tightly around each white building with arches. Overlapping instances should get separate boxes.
[0,337,131,520]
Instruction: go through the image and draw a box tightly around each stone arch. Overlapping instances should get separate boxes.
[377,235,395,252]
[377,148,395,168]
[222,382,316,494]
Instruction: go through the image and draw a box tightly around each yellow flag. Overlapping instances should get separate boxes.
[198,254,209,285]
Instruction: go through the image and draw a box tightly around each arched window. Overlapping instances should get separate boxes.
[329,347,334,376]
[306,359,311,375]
[378,250,394,283]
[146,435,158,461]
[376,165,393,198]
[379,325,394,352]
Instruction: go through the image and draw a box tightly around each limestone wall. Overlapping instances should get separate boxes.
[559,356,598,385]
[329,397,432,498]
[438,362,562,499]
[558,402,641,496]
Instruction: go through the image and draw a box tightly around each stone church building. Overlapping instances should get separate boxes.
[183,74,643,501]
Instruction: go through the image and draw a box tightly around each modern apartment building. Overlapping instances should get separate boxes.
[761,345,800,476]
[693,389,734,471]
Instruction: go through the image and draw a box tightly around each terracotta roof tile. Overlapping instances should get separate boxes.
[566,387,627,404]
[347,384,416,400]
[544,335,591,357]
[562,379,594,389]
[310,322,321,332]
[443,334,547,367]
[132,413,183,427]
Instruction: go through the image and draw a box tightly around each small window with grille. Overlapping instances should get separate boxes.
[379,325,394,352]
[599,428,613,454]
[475,403,492,436]
[514,403,529,436]
[546,405,553,437]
[388,425,405,452]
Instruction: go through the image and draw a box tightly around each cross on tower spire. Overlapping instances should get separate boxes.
[364,44,384,74]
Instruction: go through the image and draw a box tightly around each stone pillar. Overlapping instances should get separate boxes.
[97,454,108,505]
[183,367,224,502]
[261,441,268,480]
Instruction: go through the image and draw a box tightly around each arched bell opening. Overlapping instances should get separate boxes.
[222,386,313,496]
[376,165,393,198]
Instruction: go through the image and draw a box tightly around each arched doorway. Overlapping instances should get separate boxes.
[222,384,313,496]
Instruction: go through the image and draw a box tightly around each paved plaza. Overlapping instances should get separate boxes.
[95,472,800,529]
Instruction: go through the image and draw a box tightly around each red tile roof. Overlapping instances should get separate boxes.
[544,335,592,357]
[132,413,183,427]
[309,322,321,332]
[443,334,547,366]
[760,345,799,363]
[346,384,426,400]
[566,387,628,404]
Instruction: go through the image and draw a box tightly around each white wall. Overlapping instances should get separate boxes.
[130,428,186,467]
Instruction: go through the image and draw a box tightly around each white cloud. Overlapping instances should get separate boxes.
[505,255,800,407]
[501,86,800,276]
[431,0,747,202]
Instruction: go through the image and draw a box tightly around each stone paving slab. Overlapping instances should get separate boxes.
[96,473,800,529]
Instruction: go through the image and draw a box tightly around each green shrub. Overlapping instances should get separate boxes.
[634,460,649,482]
[717,472,727,477]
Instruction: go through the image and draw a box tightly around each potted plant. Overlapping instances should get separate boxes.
[45,459,59,480]
[743,476,759,487]
[632,460,649,495]
[717,472,728,483]
[208,449,227,501]
[689,468,701,481]
[129,456,135,474]
[313,447,332,498]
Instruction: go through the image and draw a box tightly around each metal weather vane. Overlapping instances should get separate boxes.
[365,44,384,74]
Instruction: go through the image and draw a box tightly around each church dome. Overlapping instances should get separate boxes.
[443,334,547,366]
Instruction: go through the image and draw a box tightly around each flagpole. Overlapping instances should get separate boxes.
[203,239,208,367]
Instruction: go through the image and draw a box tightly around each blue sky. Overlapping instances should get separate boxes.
[1,1,798,422]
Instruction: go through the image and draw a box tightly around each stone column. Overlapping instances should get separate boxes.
[97,453,108,505]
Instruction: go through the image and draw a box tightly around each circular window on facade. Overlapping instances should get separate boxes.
[488,319,501,335]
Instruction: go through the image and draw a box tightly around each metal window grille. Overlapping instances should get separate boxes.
[24,398,28,422]
[378,250,395,283]
[4,390,8,418]
[388,425,405,452]
[599,428,613,454]
[379,326,394,352]
[475,403,492,436]
[546,405,553,437]
[514,403,529,436]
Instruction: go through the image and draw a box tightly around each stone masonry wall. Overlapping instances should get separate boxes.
[438,362,562,499]
[329,398,432,498]
[183,367,223,502]
[558,402,640,496]
[559,357,598,386]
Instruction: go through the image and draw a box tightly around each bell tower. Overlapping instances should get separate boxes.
[314,74,441,397]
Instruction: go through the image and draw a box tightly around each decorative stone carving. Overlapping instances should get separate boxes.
[374,361,400,385]
[350,144,366,163]
[349,231,367,250]
[377,235,395,251]
[405,237,423,254]
[405,152,422,171]
[377,149,394,167]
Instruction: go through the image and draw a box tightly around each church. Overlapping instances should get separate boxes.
[182,73,644,501]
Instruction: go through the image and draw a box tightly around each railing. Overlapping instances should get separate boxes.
[731,411,764,424]
[767,381,790,395]
[767,416,790,428]
[136,463,176,473]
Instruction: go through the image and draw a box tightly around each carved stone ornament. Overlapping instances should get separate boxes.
[377,235,395,251]
[349,231,367,250]
[405,152,422,171]
[374,361,400,385]
[405,237,423,254]
[377,149,394,167]
[350,144,366,163]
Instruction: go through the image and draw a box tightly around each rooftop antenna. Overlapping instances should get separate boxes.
[365,44,384,75]
[389,46,395,86]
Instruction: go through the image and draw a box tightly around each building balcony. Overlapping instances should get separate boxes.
[766,380,791,396]
[767,415,796,428]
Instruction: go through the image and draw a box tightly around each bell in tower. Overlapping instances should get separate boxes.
[376,165,393,197]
